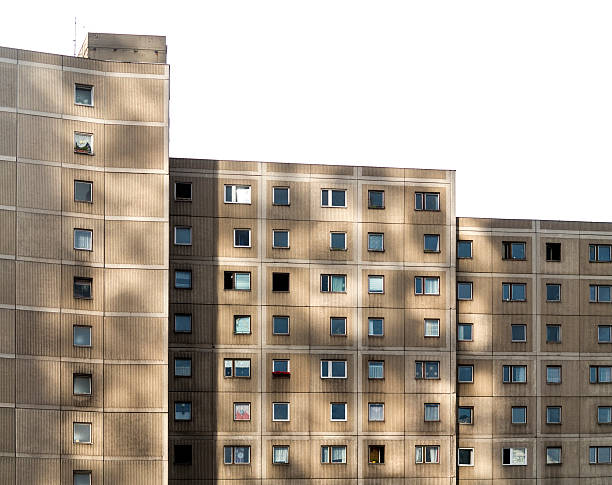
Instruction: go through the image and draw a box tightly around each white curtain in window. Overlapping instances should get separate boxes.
[415,446,423,463]
[331,276,346,292]
[236,187,251,204]
[74,230,91,250]
[234,317,250,333]
[369,363,383,379]
[426,446,439,463]
[425,405,439,421]
[601,367,612,382]
[369,404,383,421]
[273,446,289,463]
[425,278,439,294]
[513,366,526,382]
[331,446,346,463]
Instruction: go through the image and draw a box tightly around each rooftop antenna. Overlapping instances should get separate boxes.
[73,17,77,56]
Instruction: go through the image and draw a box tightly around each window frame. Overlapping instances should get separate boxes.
[546,324,561,343]
[590,285,612,303]
[424,318,440,338]
[320,445,347,464]
[330,231,347,251]
[545,242,561,262]
[320,360,347,379]
[457,282,473,301]
[73,422,92,444]
[415,445,440,464]
[458,406,473,425]
[224,358,251,379]
[330,316,347,336]
[368,360,384,380]
[321,188,347,208]
[73,325,92,348]
[233,228,252,248]
[546,406,562,424]
[224,271,251,291]
[174,313,192,334]
[272,229,290,249]
[224,185,251,204]
[414,276,440,295]
[74,132,94,156]
[73,373,92,396]
[414,192,440,211]
[74,83,94,106]
[74,180,93,203]
[458,364,474,383]
[233,402,251,421]
[272,402,290,422]
[511,406,527,425]
[330,402,347,422]
[174,270,192,290]
[546,365,562,384]
[174,401,192,421]
[367,275,384,294]
[424,403,440,422]
[502,447,528,466]
[73,228,93,251]
[174,358,192,377]
[224,445,251,465]
[458,448,474,467]
[367,232,384,252]
[272,359,290,376]
[368,402,384,422]
[598,406,612,424]
[590,446,612,464]
[367,189,385,209]
[546,283,561,302]
[458,323,473,342]
[73,277,93,299]
[415,360,440,380]
[503,364,528,383]
[174,226,192,246]
[174,181,192,201]
[272,445,290,464]
[590,244,612,263]
[368,317,384,337]
[457,240,473,259]
[320,274,347,293]
[590,365,612,383]
[233,315,251,335]
[502,241,527,260]
[546,446,562,465]
[424,234,441,253]
[73,470,92,485]
[511,324,527,343]
[272,315,290,336]
[272,186,290,206]
[502,282,527,302]
[368,445,385,464]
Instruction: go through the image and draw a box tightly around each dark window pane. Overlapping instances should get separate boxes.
[175,182,192,200]
[424,193,439,210]
[174,314,192,333]
[273,316,289,335]
[73,278,92,299]
[174,444,192,465]
[457,240,472,258]
[273,231,289,248]
[424,234,440,252]
[234,229,250,247]
[368,190,384,208]
[330,317,346,335]
[331,190,345,206]
[331,233,346,249]
[511,325,526,342]
[272,273,290,292]
[546,242,561,261]
[599,326,611,343]
[273,187,289,205]
[75,84,93,105]
[546,284,561,301]
[74,181,92,202]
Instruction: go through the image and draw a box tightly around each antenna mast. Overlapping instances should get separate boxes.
[73,17,77,56]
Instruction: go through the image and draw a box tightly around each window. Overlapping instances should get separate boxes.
[175,270,192,289]
[233,315,251,335]
[502,283,526,301]
[458,406,473,424]
[234,402,251,421]
[320,274,346,292]
[73,325,91,347]
[73,471,92,485]
[546,283,561,302]
[272,359,290,376]
[368,317,384,336]
[224,271,251,290]
[321,189,346,207]
[75,84,93,106]
[546,366,561,384]
[458,448,474,466]
[502,241,526,260]
[73,277,92,299]
[330,402,347,421]
[458,323,473,341]
[73,422,92,444]
[546,242,561,262]
[73,229,93,251]
[330,232,347,250]
[321,445,346,463]
[546,447,562,465]
[590,366,612,383]
[546,325,561,343]
[415,445,439,463]
[234,229,251,248]
[590,446,612,464]
[511,324,527,342]
[415,276,440,295]
[174,182,192,201]
[224,445,250,464]
[458,365,474,383]
[272,402,289,421]
[367,233,384,252]
[502,447,527,466]
[174,227,192,246]
[224,359,251,378]
[590,285,612,303]
[272,186,290,206]
[424,234,440,252]
[224,185,251,204]
[273,316,289,335]
[74,180,92,203]
[330,317,346,336]
[512,406,527,424]
[590,244,612,262]
[175,402,191,421]
[74,132,93,155]
[599,325,612,343]
[272,445,289,464]
[368,275,384,294]
[368,361,384,379]
[174,444,192,465]
[368,403,384,421]
[368,190,384,209]
[175,358,192,377]
[73,374,92,395]
[424,403,440,422]
[174,314,192,333]
[546,406,561,424]
[598,406,612,424]
[457,282,473,300]
[415,192,439,211]
[272,230,289,248]
[457,240,472,259]
[321,360,347,379]
[272,272,290,292]
[369,445,385,464]
[424,318,440,337]
[503,365,527,383]
[415,361,439,379]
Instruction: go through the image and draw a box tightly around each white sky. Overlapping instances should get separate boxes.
[3,1,612,221]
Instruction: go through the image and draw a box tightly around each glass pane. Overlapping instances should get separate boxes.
[273,445,289,463]
[458,366,472,382]
[590,447,597,464]
[368,233,383,251]
[457,283,472,300]
[234,230,250,247]
[73,326,91,347]
[74,230,92,250]
[458,448,472,465]
[273,231,289,248]
[426,446,439,463]
[547,407,560,423]
[415,277,423,294]
[73,423,91,443]
[74,133,93,155]
[331,190,345,206]
[591,285,597,302]
[424,235,439,252]
[425,193,439,210]
[331,361,346,378]
[75,85,92,105]
[321,190,329,206]
[368,190,384,208]
[331,446,346,463]
[74,181,92,202]
[331,275,346,292]
[369,318,383,336]
[600,286,611,302]
[175,182,191,200]
[415,446,423,463]
[600,246,612,262]
[74,471,92,485]
[73,279,92,299]
[458,407,472,424]
[235,360,250,377]
[511,448,526,465]
[234,446,249,464]
[235,187,251,204]
[175,227,191,245]
[234,316,251,334]
[591,366,598,383]
[600,367,612,382]
[512,407,526,423]
[369,404,384,421]
[425,404,439,421]
[415,361,423,379]
[331,403,346,420]
[225,185,233,202]
[368,276,384,293]
[600,447,611,463]
[234,273,251,290]
[599,326,611,342]
[424,319,439,337]
[502,284,510,301]
[273,316,289,334]
[273,187,289,205]
[273,403,289,421]
[273,360,289,372]
[511,243,525,259]
[330,318,346,335]
[458,324,472,341]
[234,403,250,420]
[457,241,472,258]
[415,193,423,210]
[546,367,560,383]
[73,375,91,395]
[175,402,191,420]
[511,325,526,341]
[175,359,191,377]
[547,447,561,464]
[321,446,329,463]
[368,362,383,379]
[590,245,597,262]
[546,325,560,342]
[224,446,232,464]
[546,284,560,301]
[512,284,526,301]
[424,277,439,294]
[425,362,439,379]
[513,366,526,382]
[599,407,612,423]
[175,271,191,289]
[330,233,346,249]
[175,314,192,333]
[321,361,329,377]
[224,360,233,377]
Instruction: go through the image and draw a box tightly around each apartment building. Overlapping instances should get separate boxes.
[0,35,169,484]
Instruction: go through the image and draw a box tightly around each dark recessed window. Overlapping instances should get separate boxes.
[546,242,561,262]
[73,471,92,485]
[546,284,561,302]
[175,270,192,289]
[272,316,290,335]
[224,272,251,290]
[273,187,290,206]
[415,192,439,211]
[234,229,251,248]
[174,182,192,201]
[75,84,93,106]
[330,317,347,336]
[457,240,472,259]
[74,180,93,203]
[368,190,384,209]
[546,324,561,343]
[424,234,440,253]
[174,444,192,465]
[502,241,526,260]
[73,277,92,299]
[272,272,290,292]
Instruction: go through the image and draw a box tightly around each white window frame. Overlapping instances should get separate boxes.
[502,447,528,466]
[368,403,384,421]
[424,403,440,422]
[546,283,562,302]
[330,402,347,422]
[414,192,440,211]
[321,188,347,208]
[330,316,347,336]
[415,445,440,464]
[590,285,612,303]
[458,447,474,466]
[598,406,612,424]
[272,315,290,335]
[272,359,290,375]
[74,132,94,155]
[174,226,192,246]
[415,361,440,380]
[511,324,527,343]
[502,282,527,302]
[458,364,474,383]
[233,229,252,248]
[321,445,347,464]
[272,402,290,422]
[368,317,384,337]
[590,244,612,262]
[272,229,290,249]
[415,276,440,295]
[503,364,527,383]
[73,228,93,251]
[368,275,384,294]
[320,274,347,293]
[457,240,473,259]
[457,282,473,301]
[368,360,384,379]
[330,231,347,250]
[272,186,290,206]
[320,360,347,379]
[224,358,251,378]
[73,422,92,444]
[424,318,440,337]
[224,445,251,464]
[458,323,473,342]
[424,234,440,253]
[224,185,251,204]
[367,232,384,252]
[74,83,94,106]
[233,315,251,335]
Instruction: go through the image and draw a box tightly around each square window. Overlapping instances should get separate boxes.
[546,447,562,465]
[73,422,92,444]
[235,360,251,378]
[368,403,384,421]
[272,187,290,206]
[73,277,92,299]
[330,232,347,250]
[368,445,385,464]
[174,182,192,201]
[273,316,290,335]
[424,403,439,421]
[415,276,440,295]
[512,406,527,424]
[234,402,251,421]
[424,318,440,337]
[457,282,473,300]
[368,275,384,294]
[74,132,93,155]
[175,402,191,421]
[368,361,384,379]
[174,444,192,465]
[368,190,384,209]
[272,359,290,375]
[174,358,192,377]
[73,471,92,485]
[272,402,290,421]
[233,315,251,334]
[174,227,192,245]
[546,284,561,302]
[273,445,289,464]
[546,366,561,384]
[330,402,347,421]
[458,406,473,424]
[74,84,93,106]
[457,240,472,259]
[73,229,93,251]
[367,233,384,251]
[458,365,473,383]
[598,325,612,343]
[175,270,192,289]
[224,185,251,204]
[503,241,526,260]
[546,325,561,343]
[272,272,290,292]
[321,274,346,293]
[321,360,347,379]
[502,447,527,466]
[74,180,93,203]
[73,374,92,395]
[321,189,346,207]
[598,406,612,424]
[174,314,192,333]
[368,317,384,336]
[511,324,527,342]
[73,325,91,347]
[330,317,347,336]
[458,448,474,466]
[546,406,561,424]
[224,271,251,290]
[458,323,473,341]
[234,229,251,248]
[415,192,440,211]
[272,230,289,248]
[424,234,440,252]
[546,242,561,262]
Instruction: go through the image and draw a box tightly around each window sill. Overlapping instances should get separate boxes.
[272,246,290,250]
